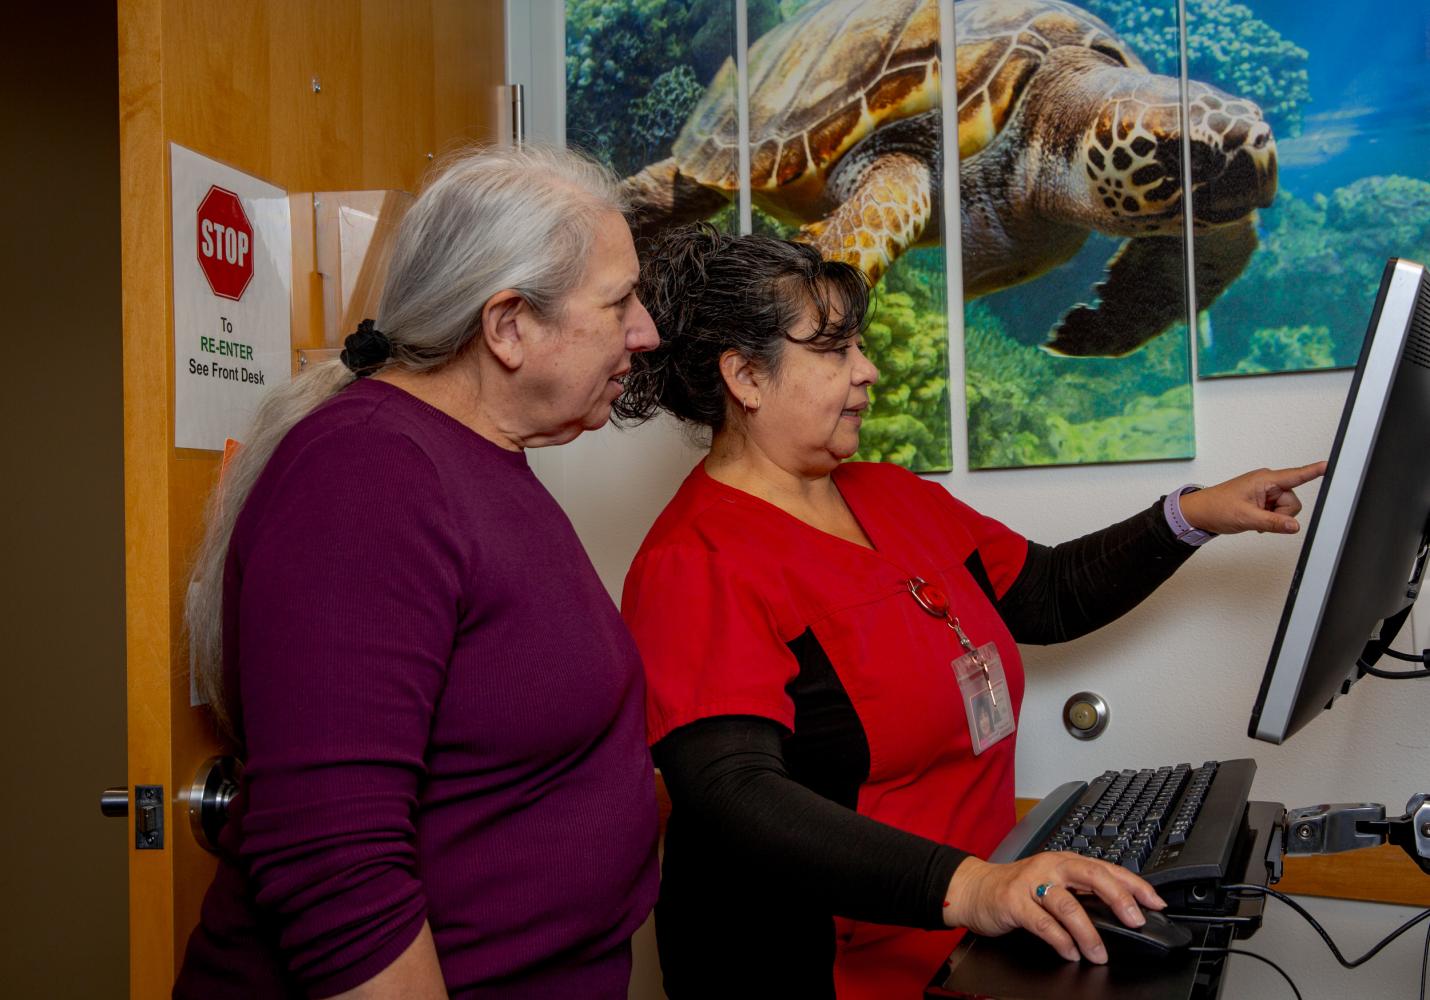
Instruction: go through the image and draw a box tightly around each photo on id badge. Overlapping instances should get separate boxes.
[955,642,1014,755]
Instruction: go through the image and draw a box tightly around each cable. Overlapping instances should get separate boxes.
[1420,914,1430,1000]
[1189,946,1302,1000]
[1223,883,1430,968]
[1357,606,1429,676]
[1357,656,1430,680]
[1362,664,1430,679]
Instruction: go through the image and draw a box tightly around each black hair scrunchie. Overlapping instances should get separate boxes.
[340,319,392,376]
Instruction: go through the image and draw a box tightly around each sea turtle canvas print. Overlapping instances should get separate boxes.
[620,0,1277,359]
[566,0,1280,469]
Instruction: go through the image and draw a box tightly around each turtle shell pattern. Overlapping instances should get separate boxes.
[672,0,1142,215]
[954,0,1144,158]
[673,0,940,217]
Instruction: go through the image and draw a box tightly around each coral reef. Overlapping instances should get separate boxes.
[566,0,763,173]
[1043,387,1195,464]
[853,254,953,471]
[1202,176,1430,376]
[1229,325,1336,375]
[965,303,1193,468]
[628,65,706,169]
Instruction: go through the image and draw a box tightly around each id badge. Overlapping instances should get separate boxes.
[952,641,1015,755]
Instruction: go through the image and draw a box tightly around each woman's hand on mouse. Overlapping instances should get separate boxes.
[1179,461,1328,536]
[942,854,1167,964]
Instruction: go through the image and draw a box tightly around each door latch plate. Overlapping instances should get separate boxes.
[135,785,164,850]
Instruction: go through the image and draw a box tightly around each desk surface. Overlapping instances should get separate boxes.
[925,801,1283,1000]
[927,925,1221,1000]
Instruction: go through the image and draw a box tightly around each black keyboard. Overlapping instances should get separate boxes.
[990,758,1256,913]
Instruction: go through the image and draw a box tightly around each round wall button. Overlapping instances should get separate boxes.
[1063,691,1109,740]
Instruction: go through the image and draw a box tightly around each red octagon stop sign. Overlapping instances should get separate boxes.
[196,185,255,301]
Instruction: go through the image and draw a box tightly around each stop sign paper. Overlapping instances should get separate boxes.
[170,144,291,451]
[196,186,255,300]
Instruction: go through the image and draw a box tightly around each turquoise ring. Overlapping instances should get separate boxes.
[1034,882,1054,900]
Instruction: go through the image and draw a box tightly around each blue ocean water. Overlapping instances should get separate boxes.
[1250,0,1430,199]
[1193,0,1430,376]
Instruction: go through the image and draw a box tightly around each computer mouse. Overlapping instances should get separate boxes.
[1078,896,1193,961]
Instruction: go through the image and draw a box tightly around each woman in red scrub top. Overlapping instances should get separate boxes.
[615,224,1324,1000]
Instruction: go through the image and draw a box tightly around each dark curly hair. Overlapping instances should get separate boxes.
[613,223,871,430]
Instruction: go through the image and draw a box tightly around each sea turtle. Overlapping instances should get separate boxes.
[620,0,1278,357]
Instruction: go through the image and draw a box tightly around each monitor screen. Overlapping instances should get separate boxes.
[1249,258,1430,745]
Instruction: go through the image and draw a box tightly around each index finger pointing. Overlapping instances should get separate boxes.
[1270,460,1328,489]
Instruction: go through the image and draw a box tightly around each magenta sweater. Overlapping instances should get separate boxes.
[174,379,659,998]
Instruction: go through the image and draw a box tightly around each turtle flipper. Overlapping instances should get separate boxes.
[1045,219,1258,357]
[798,152,932,284]
[620,157,732,247]
[1045,236,1186,357]
[1189,216,1260,316]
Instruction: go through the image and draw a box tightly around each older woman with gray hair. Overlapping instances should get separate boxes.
[174,145,660,999]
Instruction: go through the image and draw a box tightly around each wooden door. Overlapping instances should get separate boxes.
[116,2,504,994]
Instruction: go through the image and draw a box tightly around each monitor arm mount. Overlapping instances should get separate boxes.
[1265,521,1430,878]
[1266,795,1430,881]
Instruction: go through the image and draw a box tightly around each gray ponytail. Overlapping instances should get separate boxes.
[187,144,625,743]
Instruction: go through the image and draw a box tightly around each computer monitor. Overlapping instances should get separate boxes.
[1249,257,1430,745]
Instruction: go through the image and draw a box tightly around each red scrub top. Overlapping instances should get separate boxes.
[623,460,1030,999]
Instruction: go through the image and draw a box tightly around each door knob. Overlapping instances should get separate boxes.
[187,755,241,854]
[99,787,128,818]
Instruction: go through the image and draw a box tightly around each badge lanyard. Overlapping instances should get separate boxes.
[907,576,996,706]
[907,576,1016,755]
